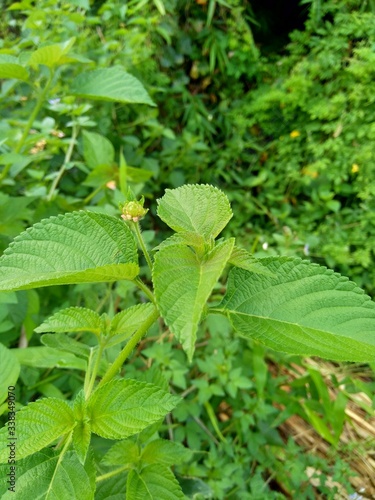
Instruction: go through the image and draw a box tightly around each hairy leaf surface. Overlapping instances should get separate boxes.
[153,239,234,360]
[0,211,139,291]
[108,303,157,347]
[35,307,104,335]
[0,399,75,462]
[157,184,232,239]
[87,379,180,439]
[127,464,185,500]
[220,257,375,361]
[0,343,20,405]
[141,439,193,466]
[71,66,155,106]
[0,450,95,499]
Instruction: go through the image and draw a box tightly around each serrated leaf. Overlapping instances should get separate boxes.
[108,303,157,347]
[82,130,115,170]
[141,439,193,467]
[36,307,104,335]
[28,38,76,68]
[152,232,206,252]
[0,344,20,404]
[13,346,87,370]
[0,449,96,499]
[229,246,276,277]
[40,334,91,359]
[0,399,75,463]
[71,66,155,106]
[0,211,139,291]
[127,464,185,500]
[72,394,91,464]
[157,184,232,240]
[101,439,140,466]
[87,379,180,439]
[219,257,375,362]
[0,54,29,81]
[95,473,127,500]
[153,239,234,361]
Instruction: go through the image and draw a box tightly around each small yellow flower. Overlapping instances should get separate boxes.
[290,130,300,139]
[351,163,359,173]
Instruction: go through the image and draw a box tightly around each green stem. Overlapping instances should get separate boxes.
[16,71,54,154]
[47,123,79,201]
[0,73,54,183]
[133,221,153,271]
[85,342,105,399]
[96,309,159,390]
[134,277,156,304]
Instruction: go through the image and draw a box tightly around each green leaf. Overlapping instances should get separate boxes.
[41,333,90,359]
[141,439,193,467]
[101,439,140,466]
[219,257,375,362]
[0,344,20,404]
[153,239,234,360]
[0,449,96,499]
[108,303,157,347]
[0,211,139,291]
[0,54,29,81]
[71,66,156,106]
[153,232,206,252]
[157,184,232,240]
[0,398,75,462]
[95,474,127,499]
[127,464,185,500]
[229,246,276,277]
[87,379,180,439]
[72,392,91,464]
[13,346,87,370]
[28,38,76,68]
[35,307,104,335]
[82,130,115,170]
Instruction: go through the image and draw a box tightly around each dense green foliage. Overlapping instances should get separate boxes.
[0,0,375,498]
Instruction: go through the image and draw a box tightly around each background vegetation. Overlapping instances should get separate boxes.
[0,0,374,497]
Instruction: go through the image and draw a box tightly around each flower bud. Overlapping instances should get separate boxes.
[121,200,148,223]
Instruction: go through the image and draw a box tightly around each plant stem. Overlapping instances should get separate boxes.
[96,308,159,390]
[47,123,79,201]
[15,71,54,154]
[0,72,54,183]
[133,221,153,271]
[134,276,156,304]
[85,342,105,399]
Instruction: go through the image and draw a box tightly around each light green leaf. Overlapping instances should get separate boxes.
[13,346,87,370]
[126,165,154,183]
[82,130,115,169]
[41,334,90,359]
[153,239,234,360]
[141,439,193,467]
[157,184,233,240]
[0,55,29,81]
[35,307,104,335]
[28,38,76,68]
[72,392,91,464]
[0,399,75,462]
[87,379,180,439]
[0,344,20,405]
[152,232,206,252]
[108,303,157,347]
[127,464,185,500]
[71,66,155,106]
[219,257,375,362]
[95,474,127,499]
[0,450,96,499]
[0,211,139,291]
[229,246,276,276]
[101,439,140,466]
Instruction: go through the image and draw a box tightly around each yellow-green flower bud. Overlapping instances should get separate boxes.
[121,200,148,223]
